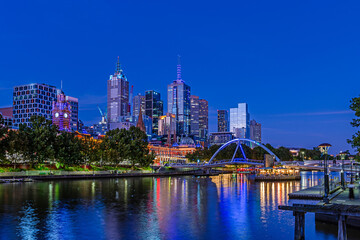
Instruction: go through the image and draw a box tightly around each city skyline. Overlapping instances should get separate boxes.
[0,1,359,154]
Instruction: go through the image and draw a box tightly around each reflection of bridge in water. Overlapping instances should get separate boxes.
[171,138,281,169]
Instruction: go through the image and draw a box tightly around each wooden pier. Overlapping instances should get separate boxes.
[279,183,360,240]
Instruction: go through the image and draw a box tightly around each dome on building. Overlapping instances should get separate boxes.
[179,137,195,147]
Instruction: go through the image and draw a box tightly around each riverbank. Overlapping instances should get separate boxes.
[0,169,232,181]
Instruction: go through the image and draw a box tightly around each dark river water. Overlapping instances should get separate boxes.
[0,171,359,240]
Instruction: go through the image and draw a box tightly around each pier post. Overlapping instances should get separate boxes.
[294,211,305,240]
[337,215,347,240]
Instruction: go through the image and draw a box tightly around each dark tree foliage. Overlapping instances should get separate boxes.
[0,116,154,168]
[348,96,360,153]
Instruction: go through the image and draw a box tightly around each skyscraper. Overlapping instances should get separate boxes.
[66,96,79,131]
[217,110,229,132]
[145,90,163,134]
[12,83,59,128]
[250,119,262,142]
[198,99,208,140]
[230,103,250,138]
[107,57,130,130]
[190,95,200,137]
[167,57,191,136]
[133,93,145,118]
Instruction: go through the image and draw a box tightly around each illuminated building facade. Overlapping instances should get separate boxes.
[198,99,208,140]
[158,113,176,144]
[145,90,163,134]
[12,83,59,128]
[190,95,199,137]
[167,57,191,136]
[209,132,234,146]
[65,96,78,131]
[250,119,261,142]
[149,144,196,165]
[52,92,71,131]
[230,103,250,138]
[217,110,229,132]
[107,57,130,130]
[133,93,145,118]
[0,107,13,128]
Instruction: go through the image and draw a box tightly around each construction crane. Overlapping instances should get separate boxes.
[97,105,107,124]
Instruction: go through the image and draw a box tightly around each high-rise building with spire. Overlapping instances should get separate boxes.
[167,56,191,136]
[107,57,130,130]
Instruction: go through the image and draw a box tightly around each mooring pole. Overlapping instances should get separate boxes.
[337,215,347,240]
[294,211,305,240]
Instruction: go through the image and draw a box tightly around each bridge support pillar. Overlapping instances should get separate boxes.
[337,215,347,240]
[294,211,305,240]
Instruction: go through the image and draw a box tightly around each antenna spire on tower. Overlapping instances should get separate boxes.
[176,54,182,81]
[116,56,121,73]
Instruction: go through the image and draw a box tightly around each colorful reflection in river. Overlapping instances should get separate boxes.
[0,171,358,240]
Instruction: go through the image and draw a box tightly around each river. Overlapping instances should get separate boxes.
[0,171,359,239]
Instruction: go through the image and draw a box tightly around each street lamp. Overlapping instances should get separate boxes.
[318,143,332,204]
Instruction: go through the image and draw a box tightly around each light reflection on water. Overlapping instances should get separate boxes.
[0,171,359,240]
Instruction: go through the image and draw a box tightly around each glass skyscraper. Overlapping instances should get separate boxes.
[145,90,163,134]
[230,103,250,138]
[167,58,191,136]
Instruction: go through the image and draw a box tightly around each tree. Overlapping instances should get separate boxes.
[20,116,59,167]
[348,96,360,153]
[54,131,84,166]
[0,115,8,161]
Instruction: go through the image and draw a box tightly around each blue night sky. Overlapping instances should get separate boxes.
[0,0,359,154]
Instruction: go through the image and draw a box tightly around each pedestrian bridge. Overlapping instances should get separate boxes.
[170,138,281,169]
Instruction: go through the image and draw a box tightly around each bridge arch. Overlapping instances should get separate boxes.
[207,138,280,165]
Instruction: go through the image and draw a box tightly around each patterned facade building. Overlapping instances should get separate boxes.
[12,83,59,128]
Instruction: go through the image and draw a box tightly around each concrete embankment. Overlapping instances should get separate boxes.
[0,170,230,181]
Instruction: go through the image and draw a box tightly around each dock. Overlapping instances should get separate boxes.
[279,182,360,240]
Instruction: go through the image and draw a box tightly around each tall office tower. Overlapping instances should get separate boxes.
[230,103,250,138]
[52,92,71,131]
[198,99,208,140]
[133,93,145,118]
[145,90,163,134]
[250,119,262,142]
[217,110,229,132]
[167,57,191,136]
[107,57,130,129]
[65,96,79,131]
[12,83,59,128]
[190,95,200,137]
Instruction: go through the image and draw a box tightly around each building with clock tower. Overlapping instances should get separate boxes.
[52,92,71,131]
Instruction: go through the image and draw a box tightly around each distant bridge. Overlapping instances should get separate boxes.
[170,138,280,169]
